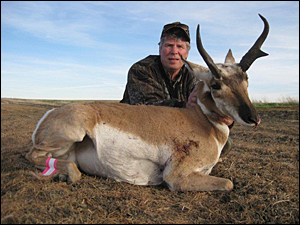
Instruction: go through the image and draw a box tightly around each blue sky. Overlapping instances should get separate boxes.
[1,1,299,102]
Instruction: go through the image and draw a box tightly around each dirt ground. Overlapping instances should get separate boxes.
[1,98,299,224]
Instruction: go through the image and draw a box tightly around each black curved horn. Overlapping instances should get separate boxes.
[196,24,223,79]
[239,14,269,72]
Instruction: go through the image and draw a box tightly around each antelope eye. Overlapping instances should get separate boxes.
[211,84,221,90]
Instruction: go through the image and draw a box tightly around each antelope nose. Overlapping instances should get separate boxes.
[248,116,259,125]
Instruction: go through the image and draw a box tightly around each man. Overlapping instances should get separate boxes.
[120,22,198,108]
[120,22,233,156]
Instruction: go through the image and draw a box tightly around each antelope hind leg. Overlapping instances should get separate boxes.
[25,149,81,183]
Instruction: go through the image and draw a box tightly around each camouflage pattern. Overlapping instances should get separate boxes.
[120,55,197,108]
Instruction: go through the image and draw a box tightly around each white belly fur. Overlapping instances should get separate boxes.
[76,124,172,185]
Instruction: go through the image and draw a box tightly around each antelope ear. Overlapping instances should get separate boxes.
[225,49,235,64]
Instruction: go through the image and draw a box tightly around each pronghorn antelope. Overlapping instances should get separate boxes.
[26,14,269,191]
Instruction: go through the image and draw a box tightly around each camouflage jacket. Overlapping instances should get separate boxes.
[120,55,197,108]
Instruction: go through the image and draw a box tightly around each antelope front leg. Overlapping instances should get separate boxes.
[164,171,233,192]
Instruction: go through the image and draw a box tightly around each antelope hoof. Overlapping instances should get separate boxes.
[223,179,234,191]
[66,163,82,184]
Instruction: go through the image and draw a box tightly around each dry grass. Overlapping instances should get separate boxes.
[1,98,299,224]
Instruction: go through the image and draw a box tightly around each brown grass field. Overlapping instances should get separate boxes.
[1,98,299,224]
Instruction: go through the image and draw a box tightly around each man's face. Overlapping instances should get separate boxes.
[160,37,189,74]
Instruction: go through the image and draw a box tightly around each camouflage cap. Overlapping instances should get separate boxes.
[160,22,190,43]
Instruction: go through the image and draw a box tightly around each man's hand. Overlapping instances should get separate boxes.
[218,115,234,126]
[186,85,198,108]
[211,112,234,127]
[186,85,234,127]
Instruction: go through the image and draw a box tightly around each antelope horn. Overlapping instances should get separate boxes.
[239,14,269,72]
[196,24,223,79]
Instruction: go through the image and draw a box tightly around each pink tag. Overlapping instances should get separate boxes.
[41,158,58,176]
